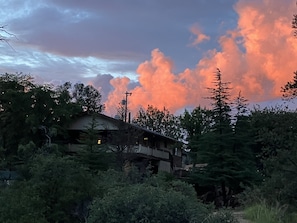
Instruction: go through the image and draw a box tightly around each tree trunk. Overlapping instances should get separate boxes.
[221,180,228,207]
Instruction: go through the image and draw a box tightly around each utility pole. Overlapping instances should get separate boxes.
[124,91,132,122]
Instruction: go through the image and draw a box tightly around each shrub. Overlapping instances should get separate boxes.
[88,180,239,223]
[244,202,286,223]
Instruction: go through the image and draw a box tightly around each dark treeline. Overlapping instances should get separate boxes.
[0,72,240,223]
[1,69,297,222]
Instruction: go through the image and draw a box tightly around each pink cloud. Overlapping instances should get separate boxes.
[189,24,210,46]
[104,0,297,117]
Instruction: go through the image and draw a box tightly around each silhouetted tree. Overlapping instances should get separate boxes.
[133,105,181,139]
[190,70,258,207]
[72,83,104,114]
[282,71,297,99]
[293,2,297,36]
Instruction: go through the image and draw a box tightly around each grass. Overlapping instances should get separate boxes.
[244,201,286,223]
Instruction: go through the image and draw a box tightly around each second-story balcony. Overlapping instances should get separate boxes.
[129,144,170,160]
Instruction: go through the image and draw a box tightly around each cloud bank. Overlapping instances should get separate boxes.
[103,0,297,116]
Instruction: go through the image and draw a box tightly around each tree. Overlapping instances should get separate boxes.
[74,115,112,173]
[133,105,181,139]
[180,107,213,165]
[282,71,297,99]
[190,70,258,207]
[180,106,213,142]
[249,107,297,208]
[293,2,297,37]
[0,154,95,223]
[72,83,104,114]
[0,74,83,169]
[0,25,15,49]
[0,74,36,168]
[282,3,297,99]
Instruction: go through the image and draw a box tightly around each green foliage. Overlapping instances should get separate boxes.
[0,154,95,223]
[249,107,297,208]
[180,106,212,141]
[189,70,258,207]
[0,182,48,223]
[75,115,113,172]
[204,210,238,223]
[0,73,105,170]
[89,170,237,223]
[133,104,181,139]
[88,183,209,223]
[72,83,104,114]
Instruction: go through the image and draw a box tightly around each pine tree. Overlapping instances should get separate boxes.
[75,115,111,173]
[191,70,258,207]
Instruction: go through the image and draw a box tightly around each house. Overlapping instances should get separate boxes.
[67,113,183,173]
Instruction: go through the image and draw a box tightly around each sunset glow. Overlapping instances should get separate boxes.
[1,0,296,116]
[104,0,297,115]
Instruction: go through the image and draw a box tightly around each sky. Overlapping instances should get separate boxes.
[1,0,297,116]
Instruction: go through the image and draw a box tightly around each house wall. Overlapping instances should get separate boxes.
[68,116,119,130]
[67,115,184,173]
[158,160,171,172]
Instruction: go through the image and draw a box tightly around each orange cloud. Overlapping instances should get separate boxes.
[189,24,210,45]
[104,0,297,117]
[104,76,130,115]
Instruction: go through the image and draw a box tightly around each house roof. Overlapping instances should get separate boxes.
[68,113,179,142]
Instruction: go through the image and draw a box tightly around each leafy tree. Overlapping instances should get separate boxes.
[0,74,35,168]
[0,181,48,223]
[249,107,297,208]
[0,74,87,169]
[180,107,213,166]
[180,106,213,144]
[72,83,104,114]
[0,154,95,223]
[133,105,181,139]
[53,82,82,123]
[282,71,297,99]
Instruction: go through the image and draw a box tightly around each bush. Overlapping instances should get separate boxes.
[88,181,238,223]
[88,183,208,223]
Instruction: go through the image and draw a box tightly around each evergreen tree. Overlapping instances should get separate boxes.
[74,115,112,173]
[293,2,297,37]
[190,70,258,206]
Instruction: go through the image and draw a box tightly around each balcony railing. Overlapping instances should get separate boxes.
[130,144,169,160]
[68,143,170,160]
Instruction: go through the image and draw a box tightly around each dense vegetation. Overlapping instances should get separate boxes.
[0,6,297,222]
[2,68,297,222]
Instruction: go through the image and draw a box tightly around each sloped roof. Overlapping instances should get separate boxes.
[68,113,178,142]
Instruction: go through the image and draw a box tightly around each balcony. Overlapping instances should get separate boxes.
[68,143,170,160]
[130,144,169,160]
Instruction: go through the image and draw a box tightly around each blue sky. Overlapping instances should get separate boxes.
[0,0,296,115]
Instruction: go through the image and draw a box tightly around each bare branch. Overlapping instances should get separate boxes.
[0,25,17,50]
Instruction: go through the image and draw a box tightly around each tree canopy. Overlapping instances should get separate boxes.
[132,105,181,139]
